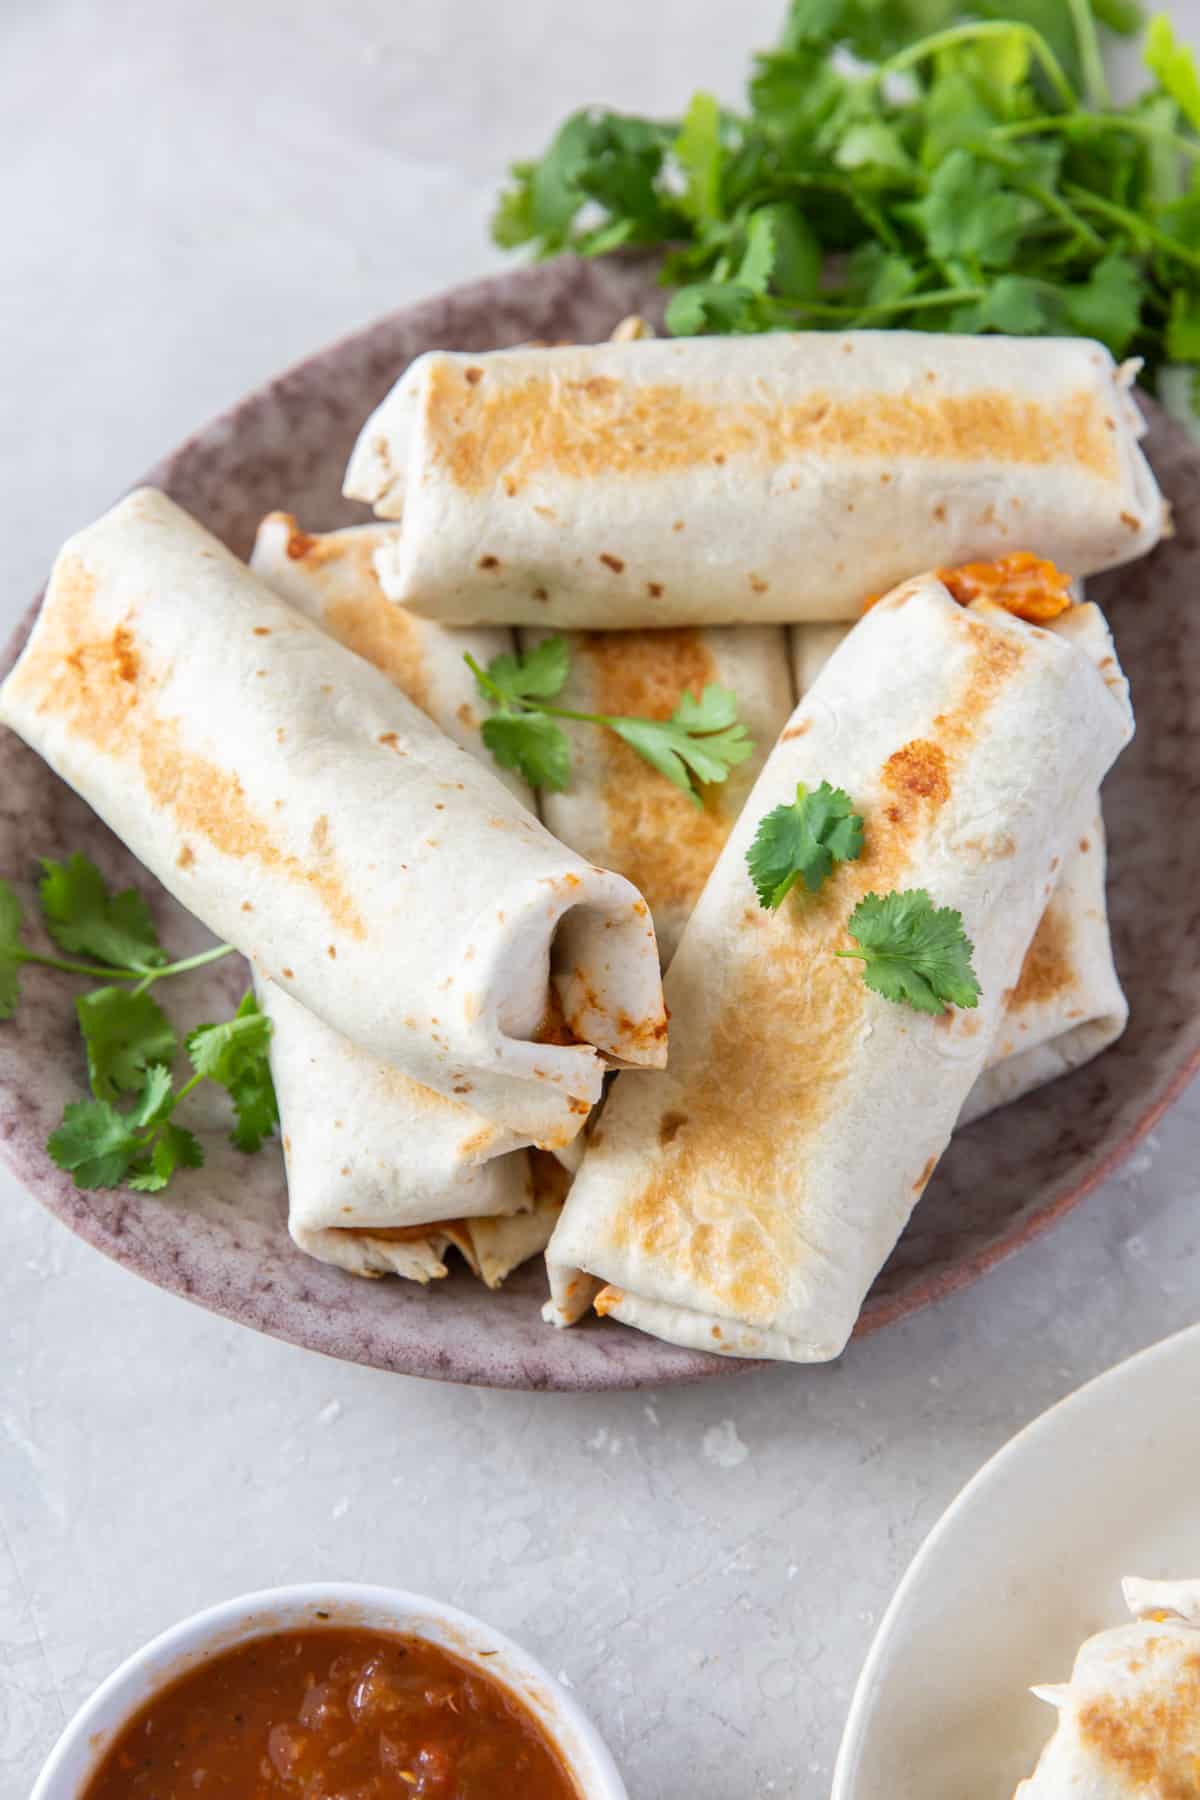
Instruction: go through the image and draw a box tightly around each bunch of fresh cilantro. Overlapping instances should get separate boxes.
[0,854,277,1191]
[494,0,1200,387]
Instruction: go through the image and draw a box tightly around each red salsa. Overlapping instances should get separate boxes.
[81,1626,580,1800]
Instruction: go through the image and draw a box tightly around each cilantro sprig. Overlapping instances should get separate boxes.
[747,780,865,907]
[492,1,1200,394]
[1,853,233,1019]
[48,994,276,1191]
[465,636,755,805]
[838,888,982,1014]
[0,855,277,1191]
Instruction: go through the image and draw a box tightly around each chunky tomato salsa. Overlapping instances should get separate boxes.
[81,1626,580,1799]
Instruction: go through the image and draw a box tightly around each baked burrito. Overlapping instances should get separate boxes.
[543,574,1133,1360]
[250,514,564,1284]
[1015,1577,1200,1797]
[0,489,667,1153]
[790,610,1128,1125]
[345,332,1165,628]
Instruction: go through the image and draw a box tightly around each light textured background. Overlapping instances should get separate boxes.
[2,3,1199,1795]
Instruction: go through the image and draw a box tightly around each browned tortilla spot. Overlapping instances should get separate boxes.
[882,739,950,808]
[599,553,625,573]
[535,985,581,1047]
[323,578,431,715]
[478,554,500,570]
[782,719,812,742]
[582,630,731,919]
[1011,898,1075,1006]
[658,1110,688,1145]
[426,366,1120,490]
[913,1154,938,1194]
[177,846,194,868]
[1077,1639,1200,1796]
[12,563,367,941]
[601,616,1027,1325]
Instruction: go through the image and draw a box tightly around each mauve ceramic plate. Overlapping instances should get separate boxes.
[2,257,1198,1390]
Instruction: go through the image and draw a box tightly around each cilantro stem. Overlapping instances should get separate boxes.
[22,951,144,981]
[876,23,1077,114]
[991,113,1200,160]
[968,143,1106,251]
[767,286,986,323]
[1063,0,1109,109]
[1065,186,1200,271]
[464,653,681,740]
[20,942,235,991]
[131,944,236,995]
[167,1070,204,1113]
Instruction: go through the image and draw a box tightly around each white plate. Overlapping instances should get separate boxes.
[832,1323,1200,1800]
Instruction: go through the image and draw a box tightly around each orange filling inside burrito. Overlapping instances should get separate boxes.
[937,551,1074,622]
[864,551,1074,624]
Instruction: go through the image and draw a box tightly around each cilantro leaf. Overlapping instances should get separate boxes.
[737,206,780,292]
[1145,14,1200,130]
[838,889,981,1014]
[128,1123,205,1192]
[747,781,865,908]
[478,637,570,705]
[1063,252,1143,355]
[188,993,278,1154]
[39,855,167,973]
[47,1099,143,1189]
[609,684,756,804]
[1167,286,1200,361]
[0,880,26,1019]
[665,282,764,335]
[674,91,724,226]
[1092,0,1143,32]
[908,150,1032,271]
[224,991,279,1153]
[482,713,573,791]
[130,1063,176,1130]
[950,274,1059,335]
[75,986,177,1101]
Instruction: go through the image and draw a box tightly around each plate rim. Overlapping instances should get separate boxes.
[830,1319,1200,1798]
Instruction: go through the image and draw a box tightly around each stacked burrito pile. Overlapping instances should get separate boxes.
[0,324,1167,1360]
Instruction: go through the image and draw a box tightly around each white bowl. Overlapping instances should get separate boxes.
[32,1582,627,1800]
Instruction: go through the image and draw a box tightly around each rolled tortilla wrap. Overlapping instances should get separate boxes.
[0,489,667,1153]
[544,581,1133,1360]
[524,625,795,962]
[259,974,532,1282]
[1015,1578,1200,1797]
[346,332,1164,628]
[250,514,531,804]
[789,616,1128,1124]
[247,515,549,1281]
